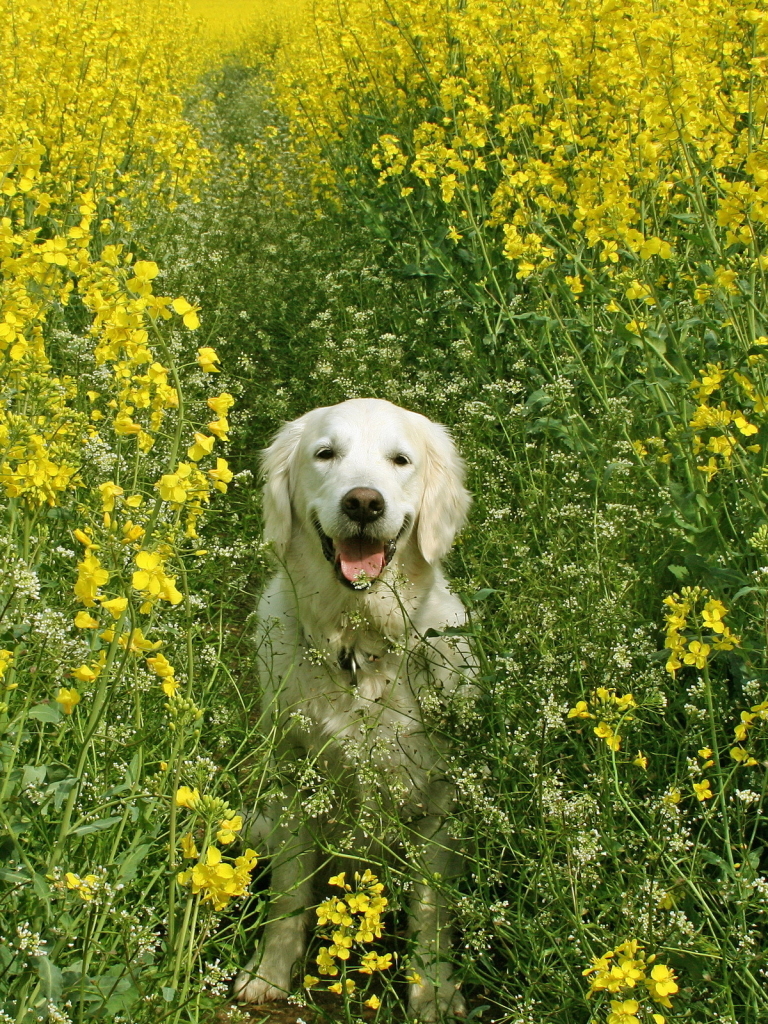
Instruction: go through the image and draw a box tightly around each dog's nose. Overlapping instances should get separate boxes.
[341,487,385,523]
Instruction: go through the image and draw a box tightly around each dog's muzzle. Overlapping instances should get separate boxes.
[313,519,405,590]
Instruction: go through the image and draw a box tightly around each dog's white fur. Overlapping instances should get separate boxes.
[234,398,473,1020]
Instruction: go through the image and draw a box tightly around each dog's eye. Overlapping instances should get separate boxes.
[315,448,335,460]
[392,454,411,466]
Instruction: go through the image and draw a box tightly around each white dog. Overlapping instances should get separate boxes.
[234,398,473,1020]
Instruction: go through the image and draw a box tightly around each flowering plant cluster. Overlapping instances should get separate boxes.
[303,870,403,1011]
[583,940,679,1024]
[663,587,740,678]
[568,686,640,758]
[0,1,257,1020]
[175,789,257,911]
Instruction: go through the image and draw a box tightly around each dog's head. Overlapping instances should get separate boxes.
[261,399,470,589]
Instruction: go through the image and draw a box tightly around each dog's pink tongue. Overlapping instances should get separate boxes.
[335,538,386,582]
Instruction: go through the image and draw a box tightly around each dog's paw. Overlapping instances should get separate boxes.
[408,979,466,1021]
[232,961,290,1004]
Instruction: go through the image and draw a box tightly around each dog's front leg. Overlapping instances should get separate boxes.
[234,809,316,1004]
[407,816,466,1022]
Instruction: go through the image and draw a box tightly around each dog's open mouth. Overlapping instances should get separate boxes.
[314,522,397,589]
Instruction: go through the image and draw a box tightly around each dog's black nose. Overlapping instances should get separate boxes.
[341,487,385,523]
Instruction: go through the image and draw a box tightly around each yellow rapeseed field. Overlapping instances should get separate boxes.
[3,0,768,1020]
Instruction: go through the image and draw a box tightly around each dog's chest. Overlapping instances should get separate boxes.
[289,640,444,814]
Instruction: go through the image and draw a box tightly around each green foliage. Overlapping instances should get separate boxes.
[168,54,768,1023]
[5,13,768,1022]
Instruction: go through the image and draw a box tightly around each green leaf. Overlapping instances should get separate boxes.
[33,872,51,902]
[21,765,47,789]
[162,987,176,1003]
[37,955,63,1003]
[28,703,62,723]
[72,816,123,836]
[125,751,142,787]
[117,843,153,882]
[52,778,78,810]
[668,564,689,580]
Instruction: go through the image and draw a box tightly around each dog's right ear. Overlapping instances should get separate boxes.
[260,417,306,558]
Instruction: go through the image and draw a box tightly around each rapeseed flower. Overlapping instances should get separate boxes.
[197,347,220,372]
[175,786,201,809]
[56,688,81,714]
[693,779,713,801]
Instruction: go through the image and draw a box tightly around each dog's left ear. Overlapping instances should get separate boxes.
[416,419,471,564]
[260,416,307,558]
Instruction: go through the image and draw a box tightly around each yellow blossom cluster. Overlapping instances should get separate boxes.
[272,0,768,299]
[176,845,258,912]
[0,648,13,713]
[729,698,768,767]
[583,939,679,1024]
[663,587,740,677]
[63,871,101,902]
[303,870,392,998]
[636,351,766,482]
[568,687,640,758]
[0,648,12,681]
[175,790,256,910]
[0,0,216,510]
[686,360,763,482]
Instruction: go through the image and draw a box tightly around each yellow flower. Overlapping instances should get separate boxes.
[645,963,679,1007]
[177,843,256,910]
[730,746,758,766]
[172,296,201,329]
[633,751,648,770]
[328,979,356,995]
[359,951,393,973]
[701,600,727,634]
[146,652,175,678]
[607,999,640,1024]
[74,553,109,607]
[56,687,81,714]
[594,721,621,751]
[98,480,124,511]
[217,815,244,844]
[683,640,710,669]
[316,946,339,976]
[175,786,201,809]
[74,611,99,629]
[693,779,713,801]
[207,416,230,440]
[197,346,220,372]
[132,551,183,606]
[156,463,195,503]
[160,677,180,697]
[187,432,215,461]
[180,833,199,859]
[71,664,97,683]
[303,975,320,989]
[100,596,128,619]
[208,457,234,492]
[64,872,99,901]
[207,392,235,416]
[364,995,381,1009]
[567,700,593,719]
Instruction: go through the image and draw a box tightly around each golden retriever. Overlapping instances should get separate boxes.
[234,398,473,1020]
